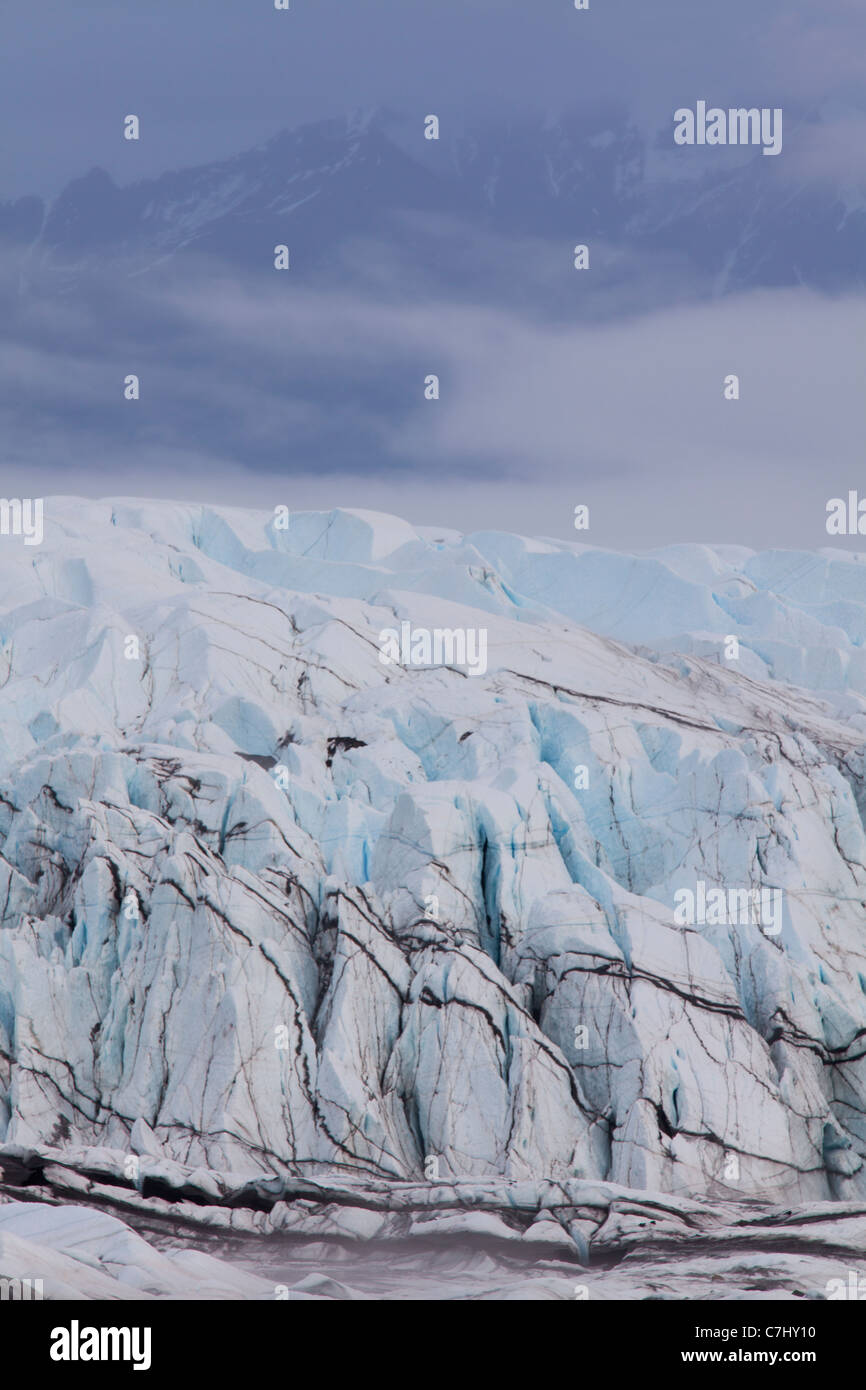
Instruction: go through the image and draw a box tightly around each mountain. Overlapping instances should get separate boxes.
[4,107,865,298]
[2,107,862,496]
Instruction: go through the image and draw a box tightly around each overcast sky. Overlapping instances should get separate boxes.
[2,0,865,550]
[2,0,865,198]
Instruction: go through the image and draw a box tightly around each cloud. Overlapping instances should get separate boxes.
[1,241,861,550]
[0,4,861,553]
[764,5,866,104]
[4,0,866,198]
[780,114,866,185]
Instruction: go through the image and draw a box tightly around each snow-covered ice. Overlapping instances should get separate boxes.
[1,500,866,1295]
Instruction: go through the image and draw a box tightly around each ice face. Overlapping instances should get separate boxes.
[1,499,866,1206]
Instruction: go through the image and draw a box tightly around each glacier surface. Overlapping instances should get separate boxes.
[1,500,866,1295]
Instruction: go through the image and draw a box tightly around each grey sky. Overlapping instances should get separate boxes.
[2,0,864,198]
[2,0,865,550]
[8,273,865,550]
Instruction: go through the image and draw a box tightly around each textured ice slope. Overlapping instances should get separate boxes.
[1,500,866,1208]
[0,1199,274,1299]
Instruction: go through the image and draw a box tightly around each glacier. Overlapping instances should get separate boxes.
[2,499,866,1297]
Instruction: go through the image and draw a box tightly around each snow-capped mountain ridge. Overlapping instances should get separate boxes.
[2,107,863,293]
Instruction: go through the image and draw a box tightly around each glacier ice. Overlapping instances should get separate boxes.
[2,500,866,1291]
